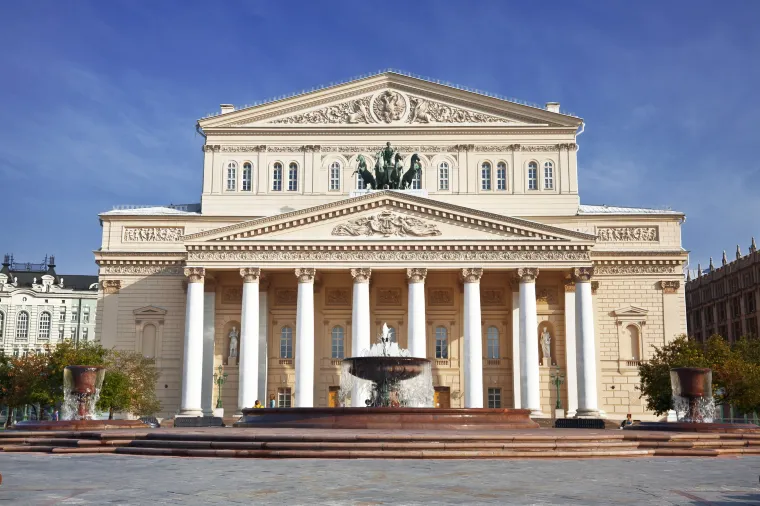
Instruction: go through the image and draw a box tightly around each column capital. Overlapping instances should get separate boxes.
[350,268,372,283]
[461,268,483,284]
[572,267,594,283]
[516,267,539,283]
[240,268,261,283]
[100,279,121,294]
[295,268,316,283]
[184,267,206,283]
[563,278,576,292]
[659,280,680,294]
[406,268,428,284]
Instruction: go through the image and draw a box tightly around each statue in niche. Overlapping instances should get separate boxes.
[540,327,552,363]
[228,326,239,359]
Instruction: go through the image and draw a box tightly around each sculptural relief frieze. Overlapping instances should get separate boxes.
[332,210,441,237]
[407,96,511,124]
[325,288,350,306]
[594,264,680,275]
[536,288,558,305]
[481,289,504,306]
[222,286,243,304]
[372,91,407,123]
[123,227,184,242]
[220,145,266,153]
[428,289,453,306]
[377,288,402,306]
[100,265,182,276]
[271,97,375,125]
[596,227,659,242]
[275,289,298,305]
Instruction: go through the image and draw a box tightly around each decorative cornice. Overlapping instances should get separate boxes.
[220,145,266,153]
[350,268,372,283]
[516,268,539,283]
[240,267,261,283]
[407,268,428,284]
[100,279,122,294]
[593,261,682,275]
[573,267,594,282]
[461,268,483,284]
[184,267,205,283]
[295,268,316,283]
[659,280,681,294]
[99,264,182,276]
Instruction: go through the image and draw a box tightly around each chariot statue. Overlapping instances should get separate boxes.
[352,142,422,191]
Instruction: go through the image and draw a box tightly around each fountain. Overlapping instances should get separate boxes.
[13,365,152,430]
[236,323,537,430]
[625,367,759,433]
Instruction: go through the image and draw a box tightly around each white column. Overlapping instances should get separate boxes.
[574,267,599,418]
[407,268,428,358]
[462,268,484,408]
[294,268,315,407]
[563,280,578,418]
[201,290,216,416]
[350,268,372,407]
[257,284,269,404]
[517,268,542,416]
[511,284,521,408]
[238,268,260,413]
[179,267,205,416]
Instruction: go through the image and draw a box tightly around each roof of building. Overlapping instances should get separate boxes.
[100,204,201,216]
[578,204,683,216]
[1,255,97,291]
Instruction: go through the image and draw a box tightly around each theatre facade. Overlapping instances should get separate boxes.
[94,72,687,419]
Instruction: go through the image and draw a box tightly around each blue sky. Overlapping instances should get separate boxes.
[1,1,758,274]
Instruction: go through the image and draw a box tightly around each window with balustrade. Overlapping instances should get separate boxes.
[435,326,448,359]
[280,326,293,359]
[331,325,344,359]
[486,326,500,359]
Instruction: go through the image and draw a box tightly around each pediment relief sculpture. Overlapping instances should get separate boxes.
[332,210,441,238]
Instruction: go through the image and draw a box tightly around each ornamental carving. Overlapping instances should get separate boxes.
[597,227,658,242]
[481,289,504,306]
[350,268,372,283]
[372,91,406,123]
[320,145,458,153]
[100,279,121,294]
[660,280,681,294]
[594,264,680,275]
[461,268,484,284]
[326,288,350,306]
[188,250,591,263]
[377,288,402,306]
[516,268,539,283]
[295,268,316,283]
[275,289,297,305]
[184,267,205,283]
[202,145,220,152]
[222,286,242,304]
[521,145,561,152]
[536,287,558,305]
[429,289,453,306]
[100,265,182,276]
[239,268,261,283]
[123,227,184,242]
[573,267,594,282]
[271,97,375,125]
[220,145,266,153]
[407,96,509,124]
[564,279,576,292]
[332,211,441,237]
[406,268,428,284]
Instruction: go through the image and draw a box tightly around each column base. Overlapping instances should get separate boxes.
[201,409,214,417]
[529,409,547,418]
[574,409,600,418]
[565,410,577,418]
[176,409,203,417]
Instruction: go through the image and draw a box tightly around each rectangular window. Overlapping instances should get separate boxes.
[59,307,66,322]
[732,298,741,319]
[746,292,756,314]
[488,388,502,408]
[496,162,507,191]
[58,326,64,340]
[83,307,90,324]
[356,175,365,190]
[435,327,448,359]
[717,304,727,322]
[705,306,714,324]
[277,387,292,408]
[70,328,76,340]
[528,167,537,190]
[71,309,78,323]
[226,165,237,191]
[83,328,89,341]
[733,320,742,339]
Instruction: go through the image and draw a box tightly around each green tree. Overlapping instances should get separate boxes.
[106,350,161,416]
[96,370,131,419]
[0,353,51,427]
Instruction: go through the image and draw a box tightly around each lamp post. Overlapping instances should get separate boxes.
[550,367,565,410]
[213,365,228,411]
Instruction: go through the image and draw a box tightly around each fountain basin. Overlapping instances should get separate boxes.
[670,367,711,398]
[344,356,429,383]
[235,407,539,430]
[12,419,152,431]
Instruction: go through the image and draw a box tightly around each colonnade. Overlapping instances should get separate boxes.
[177,266,599,417]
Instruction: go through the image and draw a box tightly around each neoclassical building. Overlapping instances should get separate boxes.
[95,71,687,420]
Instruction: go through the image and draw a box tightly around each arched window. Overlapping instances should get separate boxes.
[242,162,252,192]
[387,326,397,343]
[528,162,538,190]
[329,161,341,191]
[438,162,449,190]
[496,162,507,191]
[272,163,283,191]
[288,162,298,191]
[481,162,492,190]
[543,161,554,190]
[16,311,29,341]
[0,311,4,340]
[331,326,344,359]
[624,325,641,360]
[38,312,51,340]
[280,326,293,358]
[486,326,500,359]
[435,326,448,359]
[226,161,237,191]
[412,167,421,190]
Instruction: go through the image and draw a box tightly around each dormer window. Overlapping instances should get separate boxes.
[226,161,237,191]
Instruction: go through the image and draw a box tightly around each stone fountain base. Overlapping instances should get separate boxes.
[12,419,152,431]
[624,421,760,433]
[235,407,538,430]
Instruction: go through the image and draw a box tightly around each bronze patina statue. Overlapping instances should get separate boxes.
[355,142,421,190]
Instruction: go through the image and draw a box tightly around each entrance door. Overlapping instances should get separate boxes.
[434,387,450,408]
[328,386,340,407]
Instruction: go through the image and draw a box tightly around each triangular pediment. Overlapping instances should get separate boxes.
[198,72,582,129]
[612,306,649,318]
[133,306,167,317]
[184,191,596,244]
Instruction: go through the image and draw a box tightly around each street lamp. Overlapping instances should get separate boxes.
[550,367,565,410]
[213,365,228,410]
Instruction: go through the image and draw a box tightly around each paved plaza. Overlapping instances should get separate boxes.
[0,454,759,505]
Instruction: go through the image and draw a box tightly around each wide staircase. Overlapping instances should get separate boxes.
[3,428,760,459]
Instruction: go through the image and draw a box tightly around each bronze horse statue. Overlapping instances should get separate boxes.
[353,155,376,189]
[389,153,404,189]
[374,151,388,188]
[401,153,421,189]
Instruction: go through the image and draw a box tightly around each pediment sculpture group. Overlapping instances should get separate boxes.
[353,142,421,190]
